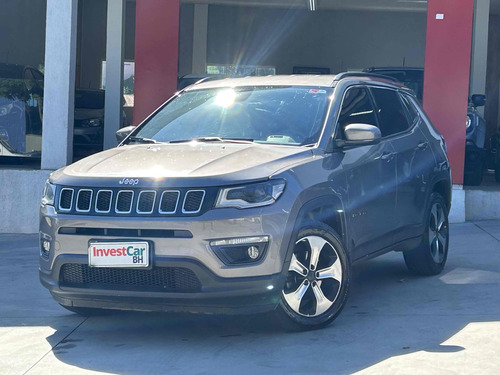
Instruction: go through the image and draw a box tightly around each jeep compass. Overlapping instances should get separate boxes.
[40,74,451,329]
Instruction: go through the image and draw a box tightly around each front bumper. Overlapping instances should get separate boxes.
[39,196,295,314]
[40,255,285,314]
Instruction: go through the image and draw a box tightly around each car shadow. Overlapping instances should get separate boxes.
[2,224,499,374]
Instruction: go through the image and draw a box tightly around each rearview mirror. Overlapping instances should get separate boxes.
[471,94,486,108]
[116,125,135,143]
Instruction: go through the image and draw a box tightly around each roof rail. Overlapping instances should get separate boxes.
[334,72,400,83]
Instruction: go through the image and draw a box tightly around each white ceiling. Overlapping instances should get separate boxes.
[182,0,500,15]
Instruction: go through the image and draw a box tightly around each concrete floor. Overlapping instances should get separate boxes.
[1,222,499,375]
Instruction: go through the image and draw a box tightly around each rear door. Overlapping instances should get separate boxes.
[370,87,433,241]
[337,86,397,259]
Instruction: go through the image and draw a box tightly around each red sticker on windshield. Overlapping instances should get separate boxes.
[309,89,326,94]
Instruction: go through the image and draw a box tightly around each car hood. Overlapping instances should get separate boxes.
[54,143,314,186]
[74,108,104,121]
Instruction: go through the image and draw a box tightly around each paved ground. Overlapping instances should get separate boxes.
[1,221,500,375]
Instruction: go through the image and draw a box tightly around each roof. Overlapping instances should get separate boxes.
[187,75,339,90]
[186,73,404,90]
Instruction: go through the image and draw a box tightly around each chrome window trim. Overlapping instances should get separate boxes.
[76,189,93,213]
[158,190,180,214]
[58,188,74,212]
[115,190,134,214]
[136,190,157,214]
[94,190,113,213]
[182,190,206,214]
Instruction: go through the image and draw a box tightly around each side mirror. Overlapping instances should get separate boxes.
[471,94,486,108]
[335,124,381,148]
[116,125,135,143]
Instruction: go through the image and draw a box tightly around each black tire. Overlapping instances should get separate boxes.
[464,168,483,186]
[59,304,110,316]
[403,192,449,276]
[275,223,350,331]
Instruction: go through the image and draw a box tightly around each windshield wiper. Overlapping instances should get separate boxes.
[126,137,159,144]
[170,137,254,144]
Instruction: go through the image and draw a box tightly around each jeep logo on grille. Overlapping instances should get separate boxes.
[119,178,139,185]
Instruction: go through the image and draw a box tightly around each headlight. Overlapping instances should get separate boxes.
[215,179,286,209]
[41,180,56,206]
[466,115,472,129]
[79,118,103,128]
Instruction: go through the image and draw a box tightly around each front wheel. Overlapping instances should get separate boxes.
[403,192,449,275]
[275,224,350,330]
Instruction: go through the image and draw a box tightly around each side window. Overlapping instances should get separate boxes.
[337,87,378,138]
[400,93,420,126]
[370,88,411,137]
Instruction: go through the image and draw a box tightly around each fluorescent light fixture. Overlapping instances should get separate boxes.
[308,0,317,11]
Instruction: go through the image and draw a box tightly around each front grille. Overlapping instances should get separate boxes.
[56,186,210,217]
[60,264,202,293]
[96,190,112,212]
[183,190,205,213]
[116,191,134,213]
[76,190,92,212]
[59,189,74,211]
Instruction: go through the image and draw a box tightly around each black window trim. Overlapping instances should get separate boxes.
[366,85,418,140]
[333,84,380,141]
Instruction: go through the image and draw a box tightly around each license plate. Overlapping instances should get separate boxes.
[89,241,149,268]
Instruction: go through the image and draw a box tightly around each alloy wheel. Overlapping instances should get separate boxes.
[282,235,343,317]
[428,202,448,264]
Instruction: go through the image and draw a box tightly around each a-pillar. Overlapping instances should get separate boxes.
[134,0,180,125]
[41,0,78,169]
[103,0,125,150]
[423,0,475,185]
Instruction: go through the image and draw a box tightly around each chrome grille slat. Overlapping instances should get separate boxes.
[159,190,180,214]
[76,189,93,212]
[59,187,207,216]
[95,190,113,213]
[137,191,156,214]
[115,190,134,214]
[182,190,205,214]
[59,188,74,211]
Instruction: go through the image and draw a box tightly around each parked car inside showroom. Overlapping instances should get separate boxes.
[0,63,44,159]
[364,67,486,185]
[40,73,451,330]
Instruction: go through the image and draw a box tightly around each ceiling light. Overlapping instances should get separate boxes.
[308,0,317,11]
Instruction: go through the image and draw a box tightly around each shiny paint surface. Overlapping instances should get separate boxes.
[40,75,451,313]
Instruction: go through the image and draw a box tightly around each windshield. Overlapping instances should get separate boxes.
[134,86,332,146]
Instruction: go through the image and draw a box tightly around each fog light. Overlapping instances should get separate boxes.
[210,236,269,265]
[40,232,52,259]
[247,246,259,260]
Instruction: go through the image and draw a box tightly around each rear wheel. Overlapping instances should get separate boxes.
[276,224,350,330]
[404,192,449,275]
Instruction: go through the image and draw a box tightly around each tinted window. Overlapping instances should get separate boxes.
[370,88,410,137]
[337,87,378,137]
[400,94,420,126]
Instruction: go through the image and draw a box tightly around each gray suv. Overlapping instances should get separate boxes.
[40,74,451,330]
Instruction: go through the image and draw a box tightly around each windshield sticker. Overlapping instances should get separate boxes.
[309,89,327,94]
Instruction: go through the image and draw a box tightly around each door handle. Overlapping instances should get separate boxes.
[381,152,395,162]
[417,142,429,150]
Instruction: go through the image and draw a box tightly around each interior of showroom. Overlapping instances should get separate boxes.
[1,0,500,232]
